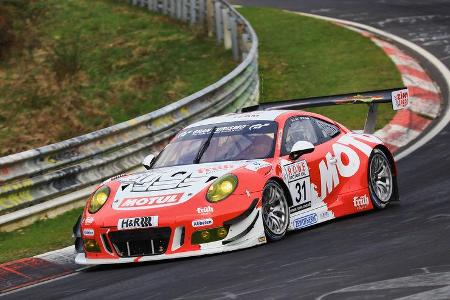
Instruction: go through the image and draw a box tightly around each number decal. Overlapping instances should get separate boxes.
[295,181,306,203]
[281,160,311,213]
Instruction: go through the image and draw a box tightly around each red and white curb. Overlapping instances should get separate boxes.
[0,246,78,293]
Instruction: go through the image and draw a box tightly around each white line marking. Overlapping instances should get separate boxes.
[0,272,79,296]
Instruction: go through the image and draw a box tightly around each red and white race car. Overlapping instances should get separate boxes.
[74,88,407,264]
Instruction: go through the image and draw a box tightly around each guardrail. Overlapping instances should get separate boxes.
[0,0,259,231]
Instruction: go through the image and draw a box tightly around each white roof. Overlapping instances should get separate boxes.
[186,110,287,128]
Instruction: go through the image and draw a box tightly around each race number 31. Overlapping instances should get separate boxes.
[282,160,311,205]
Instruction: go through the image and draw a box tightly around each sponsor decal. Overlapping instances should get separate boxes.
[84,216,94,225]
[245,161,271,172]
[197,164,235,174]
[82,228,94,236]
[215,125,247,133]
[118,216,158,230]
[353,195,370,210]
[290,116,310,122]
[319,210,332,220]
[197,206,214,214]
[192,218,213,227]
[292,213,318,229]
[258,236,267,243]
[392,88,409,110]
[249,123,270,130]
[290,201,311,214]
[337,95,384,103]
[232,113,261,119]
[317,133,380,201]
[282,160,311,208]
[119,172,196,192]
[192,128,213,136]
[117,193,183,210]
[283,160,309,182]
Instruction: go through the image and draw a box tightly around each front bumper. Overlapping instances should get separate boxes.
[76,201,265,265]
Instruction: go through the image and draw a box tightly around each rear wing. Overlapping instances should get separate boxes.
[242,88,409,134]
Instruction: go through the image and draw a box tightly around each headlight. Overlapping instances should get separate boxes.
[206,174,238,203]
[88,186,110,214]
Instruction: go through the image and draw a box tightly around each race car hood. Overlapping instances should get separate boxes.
[108,160,272,212]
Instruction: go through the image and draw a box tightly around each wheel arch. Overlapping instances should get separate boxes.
[374,144,397,175]
[267,176,294,207]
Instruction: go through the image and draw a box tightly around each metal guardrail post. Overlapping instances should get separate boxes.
[162,0,168,14]
[206,0,214,37]
[198,0,205,24]
[148,0,153,11]
[169,0,176,17]
[230,16,239,61]
[176,0,182,19]
[214,2,223,44]
[222,8,231,50]
[182,0,188,22]
[190,0,196,25]
[241,33,250,58]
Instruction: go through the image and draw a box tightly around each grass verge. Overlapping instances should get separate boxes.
[0,208,83,263]
[237,7,403,129]
[0,0,235,156]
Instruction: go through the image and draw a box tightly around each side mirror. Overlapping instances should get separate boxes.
[142,154,156,170]
[289,141,315,160]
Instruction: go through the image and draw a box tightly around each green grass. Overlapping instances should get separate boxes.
[0,0,235,156]
[0,208,83,263]
[237,7,403,129]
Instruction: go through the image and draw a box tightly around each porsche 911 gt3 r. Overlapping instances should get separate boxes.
[74,88,407,265]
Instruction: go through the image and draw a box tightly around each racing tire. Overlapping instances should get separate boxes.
[368,149,395,209]
[262,180,290,241]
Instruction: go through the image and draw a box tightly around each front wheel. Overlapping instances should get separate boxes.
[368,149,395,209]
[262,180,290,241]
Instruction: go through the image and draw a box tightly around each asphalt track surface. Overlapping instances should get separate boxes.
[4,1,450,299]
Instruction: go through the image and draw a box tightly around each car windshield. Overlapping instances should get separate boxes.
[153,121,277,168]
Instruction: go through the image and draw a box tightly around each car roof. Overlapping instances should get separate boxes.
[185,110,293,128]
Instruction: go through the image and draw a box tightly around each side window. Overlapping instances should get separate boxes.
[312,118,340,143]
[281,117,318,156]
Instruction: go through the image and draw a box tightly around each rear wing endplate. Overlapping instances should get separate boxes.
[242,88,409,134]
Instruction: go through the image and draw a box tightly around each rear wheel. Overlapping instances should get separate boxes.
[368,149,394,209]
[262,180,290,241]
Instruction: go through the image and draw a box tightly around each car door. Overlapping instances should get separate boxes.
[279,115,341,216]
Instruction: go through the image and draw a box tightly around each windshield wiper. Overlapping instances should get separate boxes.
[194,126,216,164]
